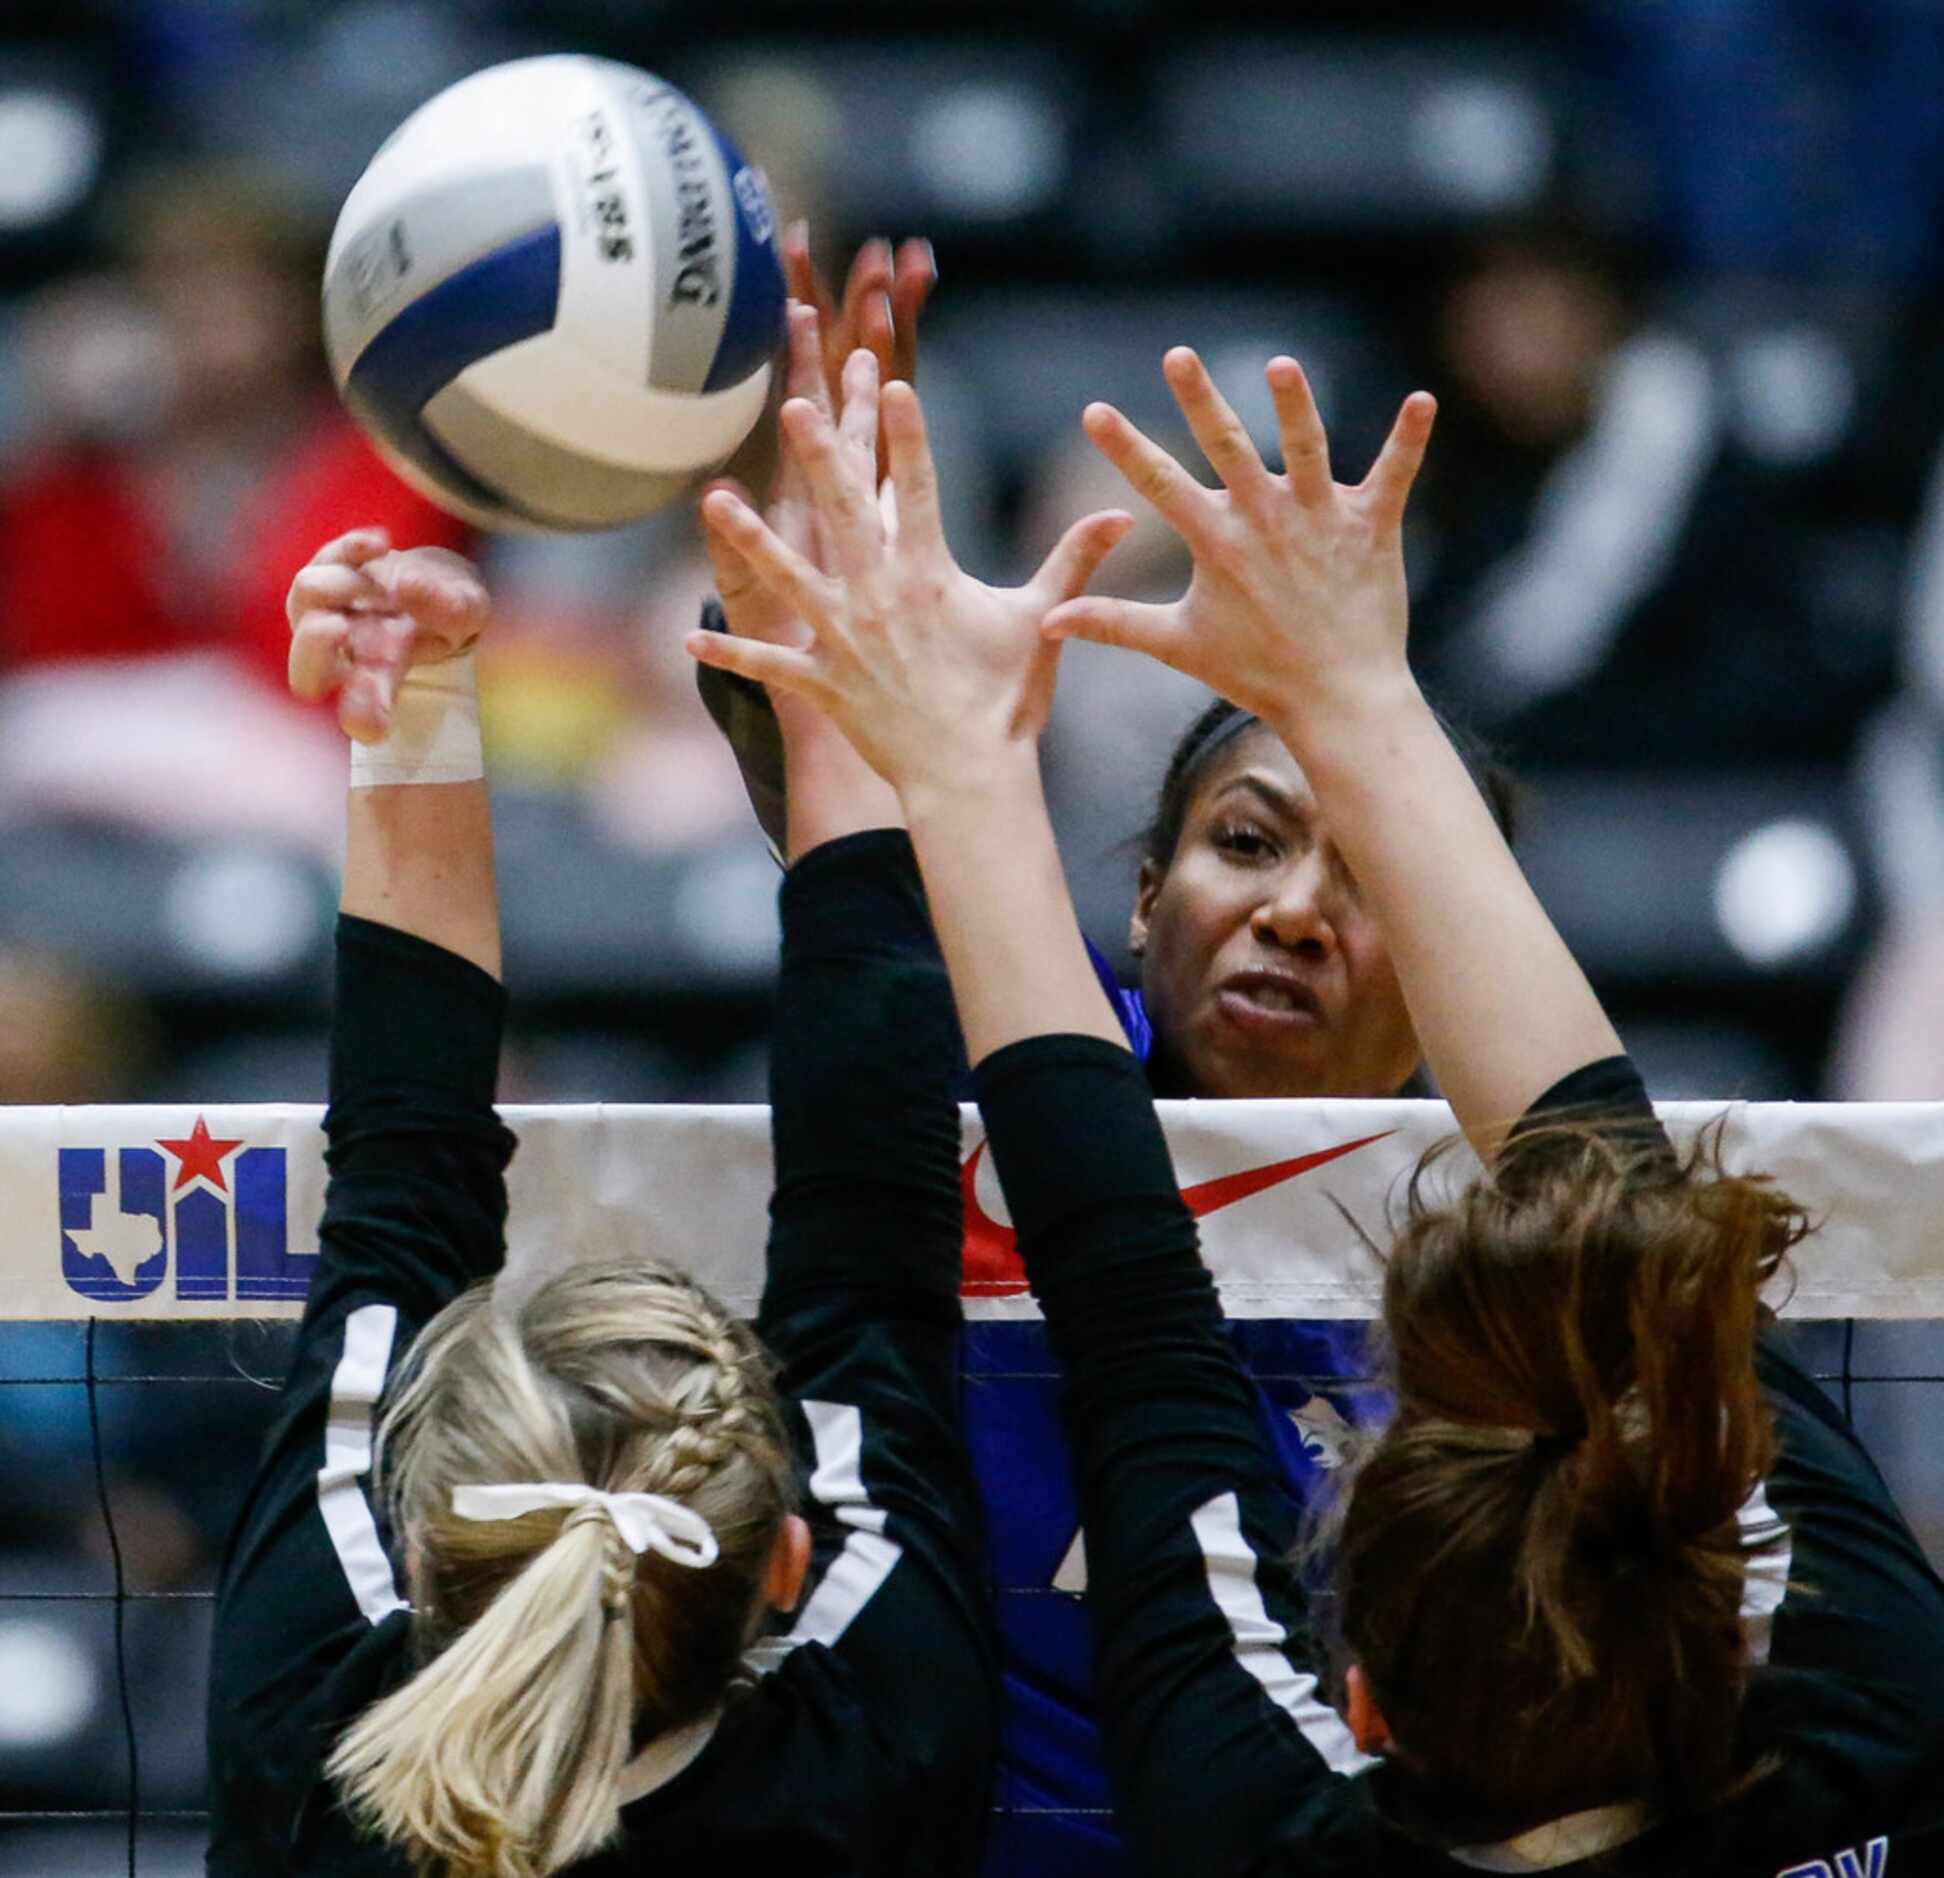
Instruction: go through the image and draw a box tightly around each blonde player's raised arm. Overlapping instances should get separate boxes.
[285,527,498,977]
[215,355,998,1871]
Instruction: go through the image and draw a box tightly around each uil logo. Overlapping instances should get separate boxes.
[60,1116,311,1303]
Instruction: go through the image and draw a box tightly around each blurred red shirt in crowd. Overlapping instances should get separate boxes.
[0,165,467,694]
[0,407,463,688]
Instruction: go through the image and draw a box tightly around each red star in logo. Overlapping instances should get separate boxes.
[960,1130,1394,1295]
[155,1115,246,1193]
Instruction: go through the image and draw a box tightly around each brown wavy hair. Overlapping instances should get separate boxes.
[1327,1117,1810,1845]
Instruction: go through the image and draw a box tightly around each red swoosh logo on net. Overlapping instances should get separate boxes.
[960,1130,1393,1296]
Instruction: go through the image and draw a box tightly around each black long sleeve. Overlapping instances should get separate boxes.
[208,915,513,1875]
[974,1033,1364,1878]
[764,831,967,1314]
[977,1037,1944,1878]
[746,830,996,1875]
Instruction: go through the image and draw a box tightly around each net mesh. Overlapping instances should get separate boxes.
[3,1317,1941,1872]
[6,1096,1941,1871]
[0,1320,297,1876]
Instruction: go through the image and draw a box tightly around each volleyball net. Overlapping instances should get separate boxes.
[4,1096,1942,1873]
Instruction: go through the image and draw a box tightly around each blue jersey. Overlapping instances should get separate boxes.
[1085,939,1154,1065]
[976,941,1374,1875]
[968,1318,1380,1875]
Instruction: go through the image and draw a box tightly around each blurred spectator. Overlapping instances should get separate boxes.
[1831,425,1944,1098]
[0,162,467,844]
[1586,0,1944,285]
[0,946,150,1103]
[584,551,772,854]
[474,522,756,855]
[1832,916,1944,1099]
[1407,220,1876,767]
[0,653,347,848]
[0,161,464,690]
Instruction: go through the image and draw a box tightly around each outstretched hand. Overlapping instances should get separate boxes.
[1043,347,1436,739]
[287,531,489,742]
[688,353,1131,801]
[714,224,938,653]
[782,223,935,476]
[701,297,910,853]
[702,300,841,668]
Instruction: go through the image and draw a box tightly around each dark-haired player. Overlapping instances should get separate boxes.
[693,343,1944,1878]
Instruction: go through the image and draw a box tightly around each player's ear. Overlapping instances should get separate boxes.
[1344,1663,1396,1756]
[1129,858,1163,959]
[766,1513,813,1613]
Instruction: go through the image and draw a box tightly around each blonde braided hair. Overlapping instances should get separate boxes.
[326,1262,796,1878]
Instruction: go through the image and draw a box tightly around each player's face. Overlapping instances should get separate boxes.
[1133,728,1420,1100]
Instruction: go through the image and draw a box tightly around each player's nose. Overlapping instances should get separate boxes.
[1250,853,1337,958]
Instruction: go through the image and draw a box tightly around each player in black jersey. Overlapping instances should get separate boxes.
[700,287,1520,1878]
[691,344,1944,1878]
[205,323,1005,1878]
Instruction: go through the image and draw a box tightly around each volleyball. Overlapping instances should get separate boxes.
[322,55,785,532]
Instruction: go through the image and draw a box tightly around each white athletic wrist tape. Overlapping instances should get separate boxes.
[348,649,484,787]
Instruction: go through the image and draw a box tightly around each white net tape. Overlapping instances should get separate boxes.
[4,1099,1942,1872]
[9,1098,1944,1322]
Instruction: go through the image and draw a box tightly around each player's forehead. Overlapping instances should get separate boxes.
[1184,727,1318,825]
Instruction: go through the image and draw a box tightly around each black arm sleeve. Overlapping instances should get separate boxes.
[1511,1053,1665,1147]
[755,831,995,1864]
[207,915,515,1875]
[1746,1336,1944,1834]
[1520,1058,1944,1844]
[971,1044,1683,1878]
[974,1033,1367,1878]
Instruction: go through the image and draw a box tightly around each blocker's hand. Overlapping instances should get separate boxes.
[714,227,933,639]
[702,299,846,662]
[286,530,489,743]
[688,351,1131,800]
[1043,347,1436,737]
[782,223,935,480]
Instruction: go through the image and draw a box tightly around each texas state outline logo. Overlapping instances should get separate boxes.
[59,1115,312,1304]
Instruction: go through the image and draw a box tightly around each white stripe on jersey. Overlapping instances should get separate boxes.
[1738,1476,1793,1665]
[747,1399,901,1672]
[1190,1491,1379,1778]
[803,1398,890,1537]
[318,1303,408,1625]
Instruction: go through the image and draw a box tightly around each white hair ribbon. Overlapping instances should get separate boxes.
[450,1483,719,1568]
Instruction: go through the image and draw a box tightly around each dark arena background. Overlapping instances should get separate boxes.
[3,1,1943,1871]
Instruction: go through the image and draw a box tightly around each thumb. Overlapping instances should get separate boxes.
[1040,594,1183,664]
[339,611,418,742]
[684,622,822,701]
[704,474,758,507]
[1029,509,1136,608]
[389,559,488,634]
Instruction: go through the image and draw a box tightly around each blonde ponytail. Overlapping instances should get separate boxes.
[330,1513,636,1876]
[326,1263,795,1877]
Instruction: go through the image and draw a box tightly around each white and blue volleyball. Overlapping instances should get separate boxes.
[323,56,784,531]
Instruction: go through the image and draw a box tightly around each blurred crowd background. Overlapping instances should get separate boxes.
[5,0,1944,1868]
[3,0,1944,1112]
